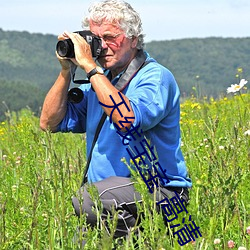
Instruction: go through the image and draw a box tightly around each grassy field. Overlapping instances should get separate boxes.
[0,91,249,249]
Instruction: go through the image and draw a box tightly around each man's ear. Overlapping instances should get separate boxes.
[131,36,139,48]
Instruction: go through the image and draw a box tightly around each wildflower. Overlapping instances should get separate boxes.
[246,226,250,235]
[12,185,18,192]
[191,103,201,109]
[237,67,243,73]
[238,247,246,250]
[227,79,248,93]
[214,238,221,244]
[196,180,201,185]
[228,240,235,248]
[130,155,145,165]
[42,213,48,221]
[218,145,224,150]
[244,130,250,136]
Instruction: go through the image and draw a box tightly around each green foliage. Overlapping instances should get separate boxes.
[0,93,249,249]
[180,94,250,249]
[0,29,61,121]
[145,37,250,98]
[0,79,46,121]
[0,28,60,90]
[0,109,85,249]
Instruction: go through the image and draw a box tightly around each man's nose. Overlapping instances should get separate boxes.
[101,38,108,49]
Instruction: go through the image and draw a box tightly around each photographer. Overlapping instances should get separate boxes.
[40,0,192,245]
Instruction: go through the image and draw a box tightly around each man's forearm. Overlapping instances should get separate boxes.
[90,73,135,130]
[40,70,71,132]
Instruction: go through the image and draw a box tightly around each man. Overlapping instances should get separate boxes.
[40,0,192,243]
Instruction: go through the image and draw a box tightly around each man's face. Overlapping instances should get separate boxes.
[89,20,138,73]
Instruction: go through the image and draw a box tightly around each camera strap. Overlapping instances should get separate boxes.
[81,50,150,186]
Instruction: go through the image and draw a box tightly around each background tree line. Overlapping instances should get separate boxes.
[0,28,249,121]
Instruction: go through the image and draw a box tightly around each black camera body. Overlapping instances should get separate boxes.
[56,30,102,58]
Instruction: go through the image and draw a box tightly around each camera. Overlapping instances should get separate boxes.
[56,30,102,58]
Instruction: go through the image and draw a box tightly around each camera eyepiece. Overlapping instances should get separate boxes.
[56,30,102,58]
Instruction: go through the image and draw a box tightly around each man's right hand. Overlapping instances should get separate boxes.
[56,33,79,71]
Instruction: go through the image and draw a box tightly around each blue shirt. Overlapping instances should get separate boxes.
[58,52,192,188]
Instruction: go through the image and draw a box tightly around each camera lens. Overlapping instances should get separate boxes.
[56,39,74,58]
[68,88,84,103]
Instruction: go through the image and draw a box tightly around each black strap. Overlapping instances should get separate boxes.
[81,112,107,186]
[114,49,147,92]
[81,50,149,186]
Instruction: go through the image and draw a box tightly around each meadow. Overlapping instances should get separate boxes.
[0,90,249,249]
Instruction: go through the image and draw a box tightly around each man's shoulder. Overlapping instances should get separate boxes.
[138,57,176,83]
[143,52,173,74]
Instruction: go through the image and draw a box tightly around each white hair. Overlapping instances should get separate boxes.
[82,0,145,49]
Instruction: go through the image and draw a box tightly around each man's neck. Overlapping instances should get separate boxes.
[110,50,140,80]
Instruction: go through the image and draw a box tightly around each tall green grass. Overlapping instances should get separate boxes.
[0,93,249,249]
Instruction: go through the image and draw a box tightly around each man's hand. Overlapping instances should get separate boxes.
[56,33,79,71]
[62,31,96,72]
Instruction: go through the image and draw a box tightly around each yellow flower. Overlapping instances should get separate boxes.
[191,103,201,109]
[237,67,243,73]
[130,157,142,165]
[180,111,187,116]
[196,180,201,185]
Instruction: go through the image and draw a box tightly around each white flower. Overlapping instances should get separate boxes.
[20,207,25,214]
[227,79,248,93]
[244,130,250,136]
[214,238,221,244]
[238,247,246,250]
[218,145,224,150]
[12,185,18,192]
